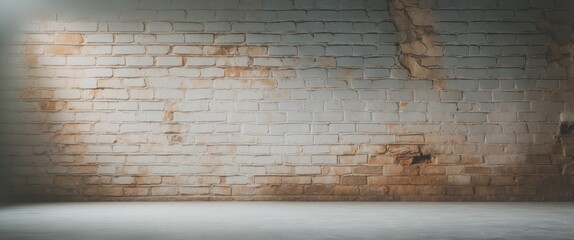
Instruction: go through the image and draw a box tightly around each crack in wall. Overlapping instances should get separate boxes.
[388,0,443,80]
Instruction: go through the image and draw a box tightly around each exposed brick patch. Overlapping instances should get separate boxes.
[389,0,443,80]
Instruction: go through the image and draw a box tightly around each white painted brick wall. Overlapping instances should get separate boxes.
[1,0,573,201]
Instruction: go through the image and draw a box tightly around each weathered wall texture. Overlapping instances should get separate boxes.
[0,0,573,201]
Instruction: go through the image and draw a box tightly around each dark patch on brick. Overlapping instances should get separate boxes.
[412,154,432,164]
[560,122,574,135]
[387,144,435,165]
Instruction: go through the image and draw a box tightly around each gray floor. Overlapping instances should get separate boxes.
[0,202,573,240]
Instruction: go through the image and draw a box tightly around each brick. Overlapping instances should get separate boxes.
[113,46,145,55]
[126,57,153,66]
[215,34,245,43]
[158,10,185,20]
[246,34,280,43]
[435,22,468,32]
[118,9,155,20]
[233,22,265,32]
[66,22,98,31]
[518,112,546,122]
[186,57,215,66]
[133,35,155,43]
[455,113,487,123]
[147,22,173,32]
[36,56,65,65]
[338,155,367,164]
[492,91,523,101]
[295,166,322,175]
[297,69,326,78]
[201,68,225,77]
[169,68,200,77]
[185,9,214,20]
[269,46,297,56]
[485,134,515,143]
[83,34,112,43]
[55,33,84,44]
[108,22,144,32]
[156,57,182,66]
[341,176,367,185]
[151,187,179,196]
[102,89,129,99]
[67,57,95,66]
[463,92,492,101]
[326,46,353,56]
[487,112,516,122]
[185,34,214,43]
[157,34,185,43]
[85,68,113,78]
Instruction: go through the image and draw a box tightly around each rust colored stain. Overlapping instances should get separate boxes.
[234,80,251,88]
[240,46,268,56]
[25,55,38,67]
[225,67,270,78]
[52,134,75,144]
[63,124,82,133]
[63,145,88,154]
[434,79,446,90]
[164,103,177,122]
[344,145,358,155]
[265,90,289,99]
[164,111,174,121]
[343,68,356,78]
[40,101,66,111]
[24,46,41,67]
[24,45,43,54]
[21,89,53,99]
[46,45,81,55]
[256,78,277,88]
[55,33,84,44]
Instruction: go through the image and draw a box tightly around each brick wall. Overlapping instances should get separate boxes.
[0,0,573,201]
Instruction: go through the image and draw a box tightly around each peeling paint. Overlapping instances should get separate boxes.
[389,0,443,81]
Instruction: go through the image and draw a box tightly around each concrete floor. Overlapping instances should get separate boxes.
[0,202,573,240]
